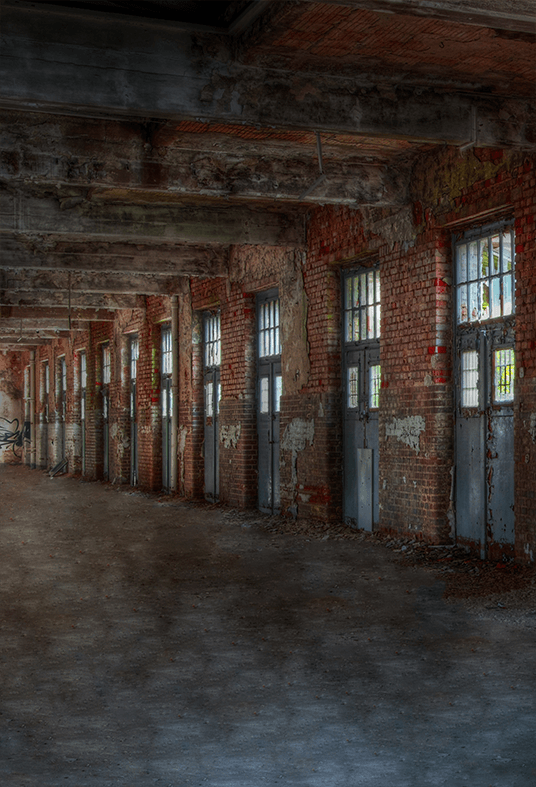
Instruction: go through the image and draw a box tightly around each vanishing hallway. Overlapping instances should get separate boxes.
[1,465,535,787]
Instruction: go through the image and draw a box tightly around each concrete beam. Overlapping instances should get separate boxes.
[0,190,304,247]
[0,290,144,309]
[0,114,409,206]
[0,269,188,296]
[0,319,104,332]
[0,337,52,346]
[0,4,534,148]
[0,234,230,277]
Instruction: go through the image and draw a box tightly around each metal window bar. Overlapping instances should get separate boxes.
[205,314,221,368]
[369,364,381,409]
[259,298,280,358]
[456,226,515,324]
[344,269,381,344]
[461,350,479,408]
[494,348,515,403]
[161,327,172,376]
[130,337,139,380]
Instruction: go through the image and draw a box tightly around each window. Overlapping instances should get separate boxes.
[494,348,515,403]
[344,269,381,343]
[59,357,67,393]
[461,350,479,408]
[161,327,172,376]
[80,353,87,390]
[456,226,514,324]
[258,298,280,358]
[205,313,221,368]
[369,364,381,409]
[130,336,139,380]
[102,345,111,385]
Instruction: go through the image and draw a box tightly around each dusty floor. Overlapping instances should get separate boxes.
[1,465,536,787]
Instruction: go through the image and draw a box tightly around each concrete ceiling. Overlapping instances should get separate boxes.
[0,0,535,347]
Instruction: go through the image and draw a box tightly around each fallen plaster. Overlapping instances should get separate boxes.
[385,415,426,454]
[220,424,241,449]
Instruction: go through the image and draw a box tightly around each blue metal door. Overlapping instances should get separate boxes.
[454,224,515,557]
[257,291,281,515]
[342,268,381,531]
[130,336,138,486]
[204,313,221,501]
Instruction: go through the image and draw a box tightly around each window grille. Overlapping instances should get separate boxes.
[369,364,381,409]
[258,298,280,359]
[274,375,282,413]
[494,348,515,403]
[205,313,221,368]
[344,269,381,343]
[130,336,139,380]
[461,351,479,408]
[259,377,269,413]
[161,327,172,376]
[205,382,214,418]
[456,227,514,324]
[102,345,111,385]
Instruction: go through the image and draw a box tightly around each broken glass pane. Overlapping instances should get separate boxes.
[502,230,513,272]
[480,281,490,320]
[491,235,500,274]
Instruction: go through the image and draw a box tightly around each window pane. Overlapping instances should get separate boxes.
[260,377,269,414]
[274,375,282,413]
[375,304,381,337]
[369,365,381,409]
[461,351,479,408]
[490,277,501,319]
[347,366,359,409]
[345,277,352,310]
[469,282,479,322]
[457,284,468,323]
[480,238,489,277]
[480,281,490,321]
[491,235,500,274]
[494,348,514,403]
[367,305,375,339]
[205,382,213,417]
[468,241,478,280]
[502,231,513,272]
[503,274,513,316]
[345,311,352,343]
[457,244,467,283]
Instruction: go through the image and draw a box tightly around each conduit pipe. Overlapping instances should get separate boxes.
[30,349,36,468]
[170,295,179,492]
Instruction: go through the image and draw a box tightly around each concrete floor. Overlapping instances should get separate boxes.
[1,465,535,787]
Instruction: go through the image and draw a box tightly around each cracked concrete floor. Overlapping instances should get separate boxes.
[1,464,536,787]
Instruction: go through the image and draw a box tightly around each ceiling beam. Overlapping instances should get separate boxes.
[0,190,304,247]
[0,319,105,331]
[304,0,536,35]
[0,305,116,321]
[0,114,409,207]
[0,291,144,309]
[0,234,230,277]
[0,4,534,148]
[0,269,189,296]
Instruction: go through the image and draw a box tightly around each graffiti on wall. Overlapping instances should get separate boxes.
[0,418,30,457]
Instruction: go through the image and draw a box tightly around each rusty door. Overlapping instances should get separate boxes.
[454,224,515,558]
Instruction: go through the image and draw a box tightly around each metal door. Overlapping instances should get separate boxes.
[130,336,139,486]
[454,224,515,557]
[59,357,67,461]
[41,361,49,468]
[102,344,110,481]
[342,268,381,531]
[80,352,86,475]
[257,291,281,514]
[204,312,221,501]
[161,326,172,491]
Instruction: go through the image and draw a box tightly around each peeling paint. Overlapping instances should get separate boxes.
[281,418,315,453]
[220,423,241,449]
[385,415,426,454]
[529,414,536,444]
